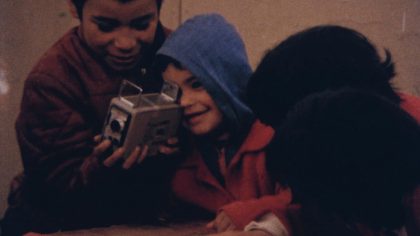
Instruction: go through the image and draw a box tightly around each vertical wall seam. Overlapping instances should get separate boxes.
[178,0,183,26]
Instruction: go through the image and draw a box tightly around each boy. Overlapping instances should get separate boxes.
[2,0,172,234]
[155,14,291,235]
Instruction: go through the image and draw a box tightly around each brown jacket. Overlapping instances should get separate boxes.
[3,24,172,234]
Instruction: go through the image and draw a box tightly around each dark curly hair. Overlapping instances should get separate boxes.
[71,0,164,19]
[266,88,420,231]
[247,25,400,127]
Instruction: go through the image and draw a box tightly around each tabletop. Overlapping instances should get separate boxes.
[47,221,213,236]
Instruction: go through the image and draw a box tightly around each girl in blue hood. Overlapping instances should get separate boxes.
[155,14,291,234]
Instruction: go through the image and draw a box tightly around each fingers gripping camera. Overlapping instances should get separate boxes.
[102,80,182,157]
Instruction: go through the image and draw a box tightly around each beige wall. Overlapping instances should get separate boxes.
[1,0,419,217]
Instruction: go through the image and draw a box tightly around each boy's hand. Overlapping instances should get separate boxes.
[158,137,180,155]
[93,135,149,169]
[207,211,236,232]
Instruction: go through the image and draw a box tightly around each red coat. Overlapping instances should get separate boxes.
[401,93,420,236]
[171,120,292,229]
[401,93,420,121]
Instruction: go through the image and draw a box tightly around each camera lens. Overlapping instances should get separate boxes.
[110,119,124,132]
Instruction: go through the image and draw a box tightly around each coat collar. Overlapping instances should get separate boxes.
[180,119,274,168]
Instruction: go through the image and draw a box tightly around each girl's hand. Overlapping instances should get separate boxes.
[158,137,180,155]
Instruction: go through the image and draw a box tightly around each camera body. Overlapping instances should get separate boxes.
[102,80,182,157]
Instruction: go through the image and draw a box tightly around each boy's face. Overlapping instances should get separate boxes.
[162,64,224,136]
[77,0,159,71]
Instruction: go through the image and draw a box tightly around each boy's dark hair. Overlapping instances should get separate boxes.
[71,0,164,19]
[247,25,400,127]
[266,88,420,231]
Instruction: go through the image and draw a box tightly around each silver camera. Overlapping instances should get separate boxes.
[102,80,182,157]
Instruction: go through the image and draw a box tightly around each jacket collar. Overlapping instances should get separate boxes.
[180,119,274,169]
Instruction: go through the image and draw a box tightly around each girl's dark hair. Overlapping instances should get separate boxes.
[151,55,184,87]
[154,55,184,73]
[247,25,400,127]
[266,88,420,231]
[71,0,164,19]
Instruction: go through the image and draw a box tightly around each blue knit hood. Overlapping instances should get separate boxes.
[157,13,254,139]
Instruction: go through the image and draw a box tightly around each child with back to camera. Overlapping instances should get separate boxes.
[209,25,420,236]
[265,88,420,236]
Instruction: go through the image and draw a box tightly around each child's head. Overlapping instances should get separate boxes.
[247,25,400,127]
[67,0,163,71]
[155,14,253,138]
[266,89,420,230]
[158,56,224,136]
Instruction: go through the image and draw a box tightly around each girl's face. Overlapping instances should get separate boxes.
[162,63,224,136]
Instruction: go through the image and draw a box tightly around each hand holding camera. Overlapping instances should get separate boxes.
[101,80,182,159]
[91,135,180,170]
[91,136,143,169]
